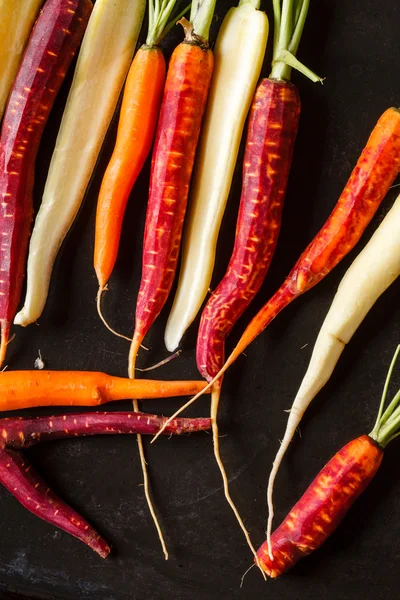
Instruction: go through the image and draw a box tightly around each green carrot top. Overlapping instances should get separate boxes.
[370,346,400,448]
[270,0,323,83]
[146,0,191,47]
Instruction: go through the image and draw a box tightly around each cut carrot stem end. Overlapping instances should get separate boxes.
[96,286,132,342]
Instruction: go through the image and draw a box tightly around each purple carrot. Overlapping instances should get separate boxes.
[1,411,212,448]
[0,410,210,556]
[0,446,110,558]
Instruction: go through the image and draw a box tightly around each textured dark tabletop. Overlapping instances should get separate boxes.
[1,0,400,598]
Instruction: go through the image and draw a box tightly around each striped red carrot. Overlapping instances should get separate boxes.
[0,409,210,557]
[128,15,215,370]
[127,0,216,560]
[257,435,382,576]
[0,0,92,366]
[94,0,188,327]
[257,346,400,575]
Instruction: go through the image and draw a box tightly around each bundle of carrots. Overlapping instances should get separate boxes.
[0,0,398,580]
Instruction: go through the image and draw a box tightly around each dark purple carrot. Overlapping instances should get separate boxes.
[0,0,92,366]
[1,411,212,448]
[0,410,210,557]
[0,446,110,558]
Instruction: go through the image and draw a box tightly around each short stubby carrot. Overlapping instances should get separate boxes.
[0,370,208,412]
[257,436,383,577]
[0,0,92,366]
[197,79,301,381]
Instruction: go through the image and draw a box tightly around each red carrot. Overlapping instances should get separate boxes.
[0,0,92,366]
[128,16,215,369]
[257,346,400,575]
[197,79,300,382]
[0,409,210,557]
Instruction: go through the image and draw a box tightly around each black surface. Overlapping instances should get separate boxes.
[1,0,400,598]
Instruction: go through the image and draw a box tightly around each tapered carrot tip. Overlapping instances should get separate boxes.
[0,321,9,368]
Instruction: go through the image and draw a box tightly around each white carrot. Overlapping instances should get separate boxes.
[14,0,145,327]
[266,191,400,552]
[164,0,269,352]
[0,0,43,119]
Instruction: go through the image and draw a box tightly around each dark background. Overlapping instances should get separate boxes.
[1,0,400,598]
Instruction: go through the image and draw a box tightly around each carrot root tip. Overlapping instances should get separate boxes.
[96,286,132,342]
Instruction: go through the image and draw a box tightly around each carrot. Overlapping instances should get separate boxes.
[0,0,43,119]
[266,191,400,552]
[0,410,210,557]
[14,0,145,328]
[127,0,216,559]
[0,370,208,412]
[0,0,92,367]
[257,346,400,575]
[128,11,215,369]
[156,106,400,432]
[164,0,269,352]
[95,0,189,330]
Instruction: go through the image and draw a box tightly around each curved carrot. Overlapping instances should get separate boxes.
[0,0,92,366]
[0,370,208,412]
[94,47,166,292]
[257,435,383,576]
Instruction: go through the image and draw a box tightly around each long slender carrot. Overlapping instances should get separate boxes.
[94,0,188,325]
[257,346,400,575]
[127,0,216,560]
[156,105,400,431]
[0,370,208,412]
[0,0,92,366]
[0,410,210,558]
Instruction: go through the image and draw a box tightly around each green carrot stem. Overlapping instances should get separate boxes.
[146,0,188,46]
[190,0,217,40]
[369,345,400,448]
[272,50,323,83]
[289,0,310,54]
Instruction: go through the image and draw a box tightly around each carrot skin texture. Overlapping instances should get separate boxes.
[134,41,214,342]
[0,0,92,359]
[0,445,110,558]
[0,412,211,447]
[197,79,300,380]
[0,371,208,411]
[228,107,400,360]
[257,435,383,577]
[94,46,166,288]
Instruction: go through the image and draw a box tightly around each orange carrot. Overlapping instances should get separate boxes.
[0,370,208,412]
[154,106,400,433]
[94,0,188,325]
